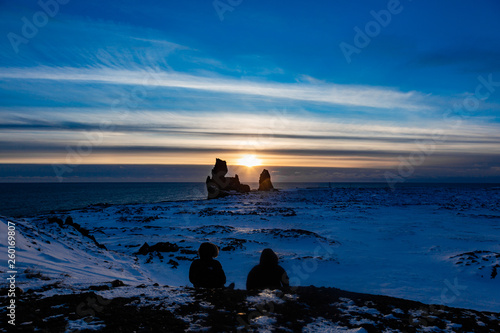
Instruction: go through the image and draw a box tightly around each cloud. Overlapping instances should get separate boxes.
[1,163,500,183]
[0,66,435,111]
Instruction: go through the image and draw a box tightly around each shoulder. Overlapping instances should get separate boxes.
[210,259,223,268]
[248,264,262,274]
[190,259,203,268]
[275,265,287,274]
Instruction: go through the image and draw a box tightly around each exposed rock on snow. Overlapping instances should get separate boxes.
[254,228,338,245]
[6,285,499,332]
[2,183,500,319]
[48,215,107,250]
[450,250,500,279]
[135,241,180,255]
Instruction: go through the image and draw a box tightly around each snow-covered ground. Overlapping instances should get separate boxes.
[1,185,499,313]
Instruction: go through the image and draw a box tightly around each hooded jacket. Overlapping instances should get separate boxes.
[246,249,289,290]
[189,258,226,288]
[189,243,226,288]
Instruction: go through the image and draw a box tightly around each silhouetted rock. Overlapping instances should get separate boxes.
[137,242,151,255]
[111,279,125,288]
[136,242,179,255]
[211,158,228,185]
[48,216,64,227]
[258,169,274,191]
[206,158,250,199]
[50,215,107,250]
[151,242,179,252]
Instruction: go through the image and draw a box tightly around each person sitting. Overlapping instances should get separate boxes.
[189,242,227,288]
[246,248,289,290]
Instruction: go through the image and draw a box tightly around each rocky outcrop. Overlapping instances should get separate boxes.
[258,169,274,191]
[48,216,107,250]
[135,242,180,255]
[206,158,250,199]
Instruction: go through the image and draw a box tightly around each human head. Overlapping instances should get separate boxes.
[259,248,279,265]
[198,242,219,259]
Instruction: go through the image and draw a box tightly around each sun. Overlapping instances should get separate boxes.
[237,155,262,167]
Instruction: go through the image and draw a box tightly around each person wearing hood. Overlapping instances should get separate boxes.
[189,242,227,288]
[246,248,290,290]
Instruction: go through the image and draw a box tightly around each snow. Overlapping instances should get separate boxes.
[250,315,277,333]
[95,285,195,311]
[1,185,499,313]
[65,318,106,331]
[302,318,368,332]
[247,290,287,305]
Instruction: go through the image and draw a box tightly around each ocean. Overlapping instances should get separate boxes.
[0,182,325,217]
[1,182,498,218]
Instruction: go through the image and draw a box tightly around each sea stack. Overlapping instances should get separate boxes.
[258,169,274,191]
[206,158,250,199]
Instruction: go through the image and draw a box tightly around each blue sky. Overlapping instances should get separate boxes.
[1,0,500,182]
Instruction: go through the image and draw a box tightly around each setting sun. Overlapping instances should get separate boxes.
[237,155,262,167]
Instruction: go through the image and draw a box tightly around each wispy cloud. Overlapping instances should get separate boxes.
[0,66,435,111]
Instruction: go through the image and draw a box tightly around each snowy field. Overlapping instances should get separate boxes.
[1,185,499,314]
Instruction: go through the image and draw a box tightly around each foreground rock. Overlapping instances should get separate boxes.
[4,286,499,332]
[135,242,180,255]
[258,169,274,191]
[206,158,250,199]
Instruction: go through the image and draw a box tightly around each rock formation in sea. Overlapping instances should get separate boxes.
[206,158,250,199]
[258,169,274,191]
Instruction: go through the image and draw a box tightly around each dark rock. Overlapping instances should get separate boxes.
[151,242,179,253]
[211,158,228,185]
[206,158,251,199]
[89,284,110,291]
[111,279,125,288]
[221,238,247,251]
[239,184,251,192]
[97,243,107,250]
[9,286,500,332]
[492,265,499,279]
[180,249,198,255]
[65,216,74,225]
[137,242,150,255]
[48,216,64,227]
[258,169,274,191]
[167,259,179,269]
[136,242,179,255]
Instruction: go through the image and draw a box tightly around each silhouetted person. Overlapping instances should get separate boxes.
[189,242,227,288]
[246,248,289,290]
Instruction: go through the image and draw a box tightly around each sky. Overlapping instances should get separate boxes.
[1,0,500,182]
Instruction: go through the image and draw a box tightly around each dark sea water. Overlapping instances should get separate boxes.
[0,182,498,218]
[0,182,321,217]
